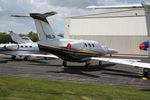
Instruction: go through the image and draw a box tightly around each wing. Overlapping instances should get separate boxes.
[91,57,150,69]
[21,54,59,59]
[0,51,59,59]
[86,4,142,9]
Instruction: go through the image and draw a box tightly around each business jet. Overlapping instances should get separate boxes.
[11,10,150,79]
[86,0,148,10]
[0,31,58,60]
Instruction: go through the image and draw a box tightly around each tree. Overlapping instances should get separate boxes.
[28,31,39,42]
[0,32,13,43]
[57,34,64,38]
[20,31,39,42]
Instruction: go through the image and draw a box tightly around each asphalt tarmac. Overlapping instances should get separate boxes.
[0,55,150,89]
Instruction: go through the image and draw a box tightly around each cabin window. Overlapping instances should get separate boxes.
[88,43,91,47]
[84,43,87,47]
[20,46,23,48]
[92,44,95,47]
[25,46,28,48]
[29,46,32,48]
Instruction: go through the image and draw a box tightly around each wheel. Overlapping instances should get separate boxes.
[85,61,91,70]
[62,61,67,67]
[12,56,16,60]
[23,57,28,61]
[143,68,150,78]
[44,57,48,60]
[99,61,102,66]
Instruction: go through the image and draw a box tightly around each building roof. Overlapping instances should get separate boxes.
[66,9,146,19]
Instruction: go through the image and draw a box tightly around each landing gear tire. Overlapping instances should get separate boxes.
[85,61,91,70]
[23,57,29,61]
[12,56,16,60]
[99,61,102,66]
[142,68,150,79]
[44,57,48,60]
[62,61,67,68]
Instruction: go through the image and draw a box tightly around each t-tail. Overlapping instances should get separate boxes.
[30,12,57,41]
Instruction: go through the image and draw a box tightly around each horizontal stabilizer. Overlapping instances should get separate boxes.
[10,15,30,17]
[11,11,57,18]
[30,11,57,19]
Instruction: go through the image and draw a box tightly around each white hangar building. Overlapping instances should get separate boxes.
[64,9,150,55]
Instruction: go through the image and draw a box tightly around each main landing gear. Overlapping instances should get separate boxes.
[142,68,150,80]
[62,60,103,70]
[85,61,102,70]
[11,56,30,61]
[62,61,67,68]
[23,56,29,61]
[11,56,16,60]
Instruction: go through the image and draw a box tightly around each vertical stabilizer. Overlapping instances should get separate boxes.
[30,12,57,41]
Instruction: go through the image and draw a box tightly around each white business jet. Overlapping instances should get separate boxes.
[0,31,58,60]
[11,10,150,78]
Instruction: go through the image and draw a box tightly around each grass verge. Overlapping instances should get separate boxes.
[0,76,150,100]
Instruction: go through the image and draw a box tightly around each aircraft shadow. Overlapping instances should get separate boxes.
[28,59,50,64]
[0,58,23,63]
[102,72,141,79]
[46,64,117,78]
[47,70,100,78]
[140,89,150,92]
[101,68,137,74]
[0,60,8,63]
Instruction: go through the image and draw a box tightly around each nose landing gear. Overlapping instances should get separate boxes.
[142,68,150,80]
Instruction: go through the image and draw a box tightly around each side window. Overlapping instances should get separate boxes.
[25,46,28,48]
[20,45,23,48]
[88,43,91,47]
[92,43,95,47]
[29,46,32,48]
[84,43,87,47]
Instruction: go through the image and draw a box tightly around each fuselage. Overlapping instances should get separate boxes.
[0,43,39,51]
[0,43,40,57]
[38,38,118,62]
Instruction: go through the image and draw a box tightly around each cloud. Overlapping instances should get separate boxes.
[45,0,98,8]
[0,0,140,34]
[0,7,2,12]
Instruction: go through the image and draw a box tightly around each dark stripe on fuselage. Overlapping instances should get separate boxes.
[38,44,102,62]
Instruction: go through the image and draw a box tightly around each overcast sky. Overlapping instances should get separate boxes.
[0,0,149,34]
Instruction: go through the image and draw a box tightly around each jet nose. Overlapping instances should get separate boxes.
[107,48,118,54]
[5,44,19,50]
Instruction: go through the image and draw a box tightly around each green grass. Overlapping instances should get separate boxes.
[0,76,150,100]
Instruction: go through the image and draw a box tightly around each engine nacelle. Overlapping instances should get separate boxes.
[4,44,19,50]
